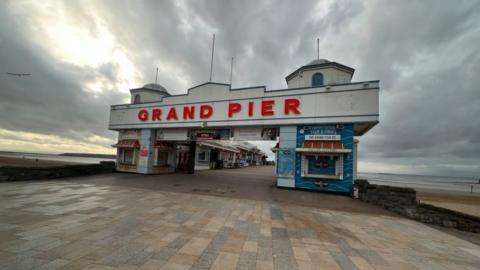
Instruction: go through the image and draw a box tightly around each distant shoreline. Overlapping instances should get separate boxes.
[0,151,115,166]
[0,150,115,159]
[359,171,478,181]
[0,156,79,167]
[59,153,116,159]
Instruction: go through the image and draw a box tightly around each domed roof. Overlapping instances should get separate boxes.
[141,83,170,96]
[143,83,167,91]
[285,58,354,82]
[307,59,329,65]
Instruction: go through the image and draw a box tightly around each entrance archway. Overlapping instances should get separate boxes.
[109,59,380,194]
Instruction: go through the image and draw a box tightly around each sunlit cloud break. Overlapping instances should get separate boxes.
[1,0,479,177]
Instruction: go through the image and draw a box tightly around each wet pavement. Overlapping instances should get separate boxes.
[0,166,479,269]
[64,166,394,216]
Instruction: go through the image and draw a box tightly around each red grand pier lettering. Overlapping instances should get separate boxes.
[261,100,275,116]
[200,105,213,119]
[284,98,300,115]
[228,102,242,117]
[138,109,149,121]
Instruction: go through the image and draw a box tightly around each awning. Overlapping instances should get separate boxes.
[271,142,279,153]
[112,140,140,148]
[296,140,351,154]
[154,142,175,149]
[198,141,240,153]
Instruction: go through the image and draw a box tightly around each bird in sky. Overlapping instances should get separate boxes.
[6,72,31,77]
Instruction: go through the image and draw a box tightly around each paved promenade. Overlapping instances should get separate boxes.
[0,170,479,269]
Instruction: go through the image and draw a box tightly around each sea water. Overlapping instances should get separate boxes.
[0,151,115,165]
[359,172,480,193]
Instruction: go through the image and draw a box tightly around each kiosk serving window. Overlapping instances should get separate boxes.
[113,138,140,165]
[301,154,343,179]
[119,148,136,165]
[296,138,350,180]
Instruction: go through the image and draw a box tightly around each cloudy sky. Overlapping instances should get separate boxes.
[1,0,479,177]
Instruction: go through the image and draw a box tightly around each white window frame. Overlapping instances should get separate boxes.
[118,148,137,165]
[301,153,343,180]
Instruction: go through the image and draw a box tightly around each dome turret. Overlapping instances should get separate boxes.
[307,59,329,65]
[130,82,171,104]
[142,83,170,95]
[285,58,355,88]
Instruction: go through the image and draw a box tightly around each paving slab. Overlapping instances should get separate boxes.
[0,168,479,269]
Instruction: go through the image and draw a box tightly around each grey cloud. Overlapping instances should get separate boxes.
[1,0,480,176]
[0,4,124,147]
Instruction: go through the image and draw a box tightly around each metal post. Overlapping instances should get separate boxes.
[209,34,215,82]
[229,57,234,85]
[188,141,196,174]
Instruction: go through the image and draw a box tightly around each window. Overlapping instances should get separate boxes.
[301,154,343,179]
[312,73,324,87]
[134,94,141,104]
[156,150,169,166]
[198,151,209,162]
[118,148,135,165]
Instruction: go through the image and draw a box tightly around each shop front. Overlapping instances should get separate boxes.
[109,58,380,193]
[112,130,140,173]
[295,124,356,193]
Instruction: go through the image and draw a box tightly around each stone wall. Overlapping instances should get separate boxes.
[0,161,116,181]
[355,179,480,233]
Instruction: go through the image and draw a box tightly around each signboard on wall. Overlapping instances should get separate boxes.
[139,148,149,157]
[299,125,337,135]
[191,129,230,140]
[119,130,139,140]
[233,127,277,141]
[156,129,188,141]
[305,134,341,141]
[138,146,149,168]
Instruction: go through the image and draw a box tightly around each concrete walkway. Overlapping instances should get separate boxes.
[0,168,479,269]
[64,166,394,216]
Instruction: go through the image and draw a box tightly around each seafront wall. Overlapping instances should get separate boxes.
[355,179,480,233]
[0,161,115,181]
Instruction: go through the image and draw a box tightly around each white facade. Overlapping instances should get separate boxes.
[110,82,379,134]
[109,57,379,194]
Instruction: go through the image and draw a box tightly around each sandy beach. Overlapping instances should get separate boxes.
[417,189,480,217]
[0,156,78,167]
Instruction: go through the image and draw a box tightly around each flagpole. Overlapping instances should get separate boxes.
[209,34,215,82]
[229,57,234,85]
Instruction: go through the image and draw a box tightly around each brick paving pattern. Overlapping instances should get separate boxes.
[0,180,479,269]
